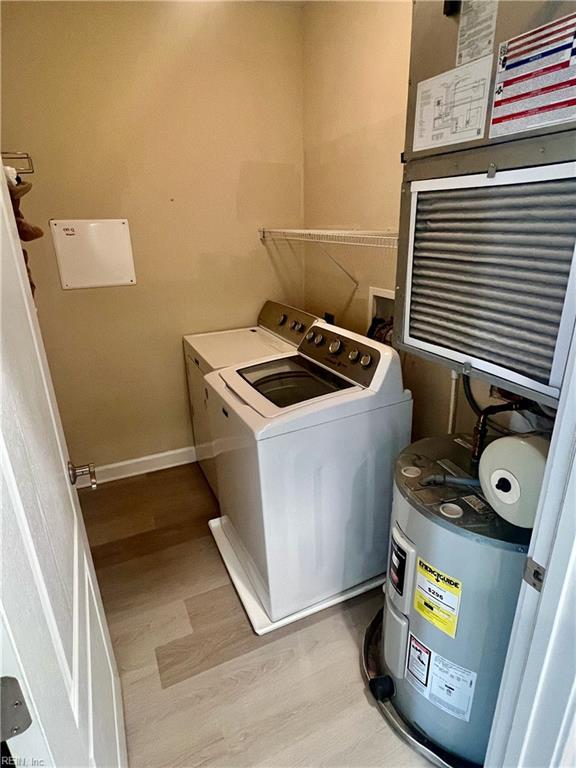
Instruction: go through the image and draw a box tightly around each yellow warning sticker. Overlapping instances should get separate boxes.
[414,558,462,639]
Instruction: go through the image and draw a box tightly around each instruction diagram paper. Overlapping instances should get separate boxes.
[413,55,493,152]
[490,11,576,138]
[456,0,499,66]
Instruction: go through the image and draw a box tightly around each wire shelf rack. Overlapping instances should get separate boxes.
[259,228,398,248]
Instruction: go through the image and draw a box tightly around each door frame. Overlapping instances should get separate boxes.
[486,328,576,766]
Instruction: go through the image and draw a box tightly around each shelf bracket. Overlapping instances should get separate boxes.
[315,241,359,288]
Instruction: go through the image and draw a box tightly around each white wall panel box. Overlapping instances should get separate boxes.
[50,219,136,289]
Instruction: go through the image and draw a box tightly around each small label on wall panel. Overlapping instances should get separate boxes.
[413,55,493,152]
[406,634,477,722]
[490,11,576,138]
[456,0,499,66]
[414,557,462,638]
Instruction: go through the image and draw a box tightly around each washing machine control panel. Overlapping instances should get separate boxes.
[298,323,381,388]
[257,300,320,345]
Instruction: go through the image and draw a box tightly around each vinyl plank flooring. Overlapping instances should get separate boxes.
[91,516,211,568]
[80,464,428,768]
[124,610,359,762]
[80,463,217,548]
[127,598,425,768]
[82,505,156,548]
[157,585,380,689]
[96,535,229,617]
[107,599,192,675]
[80,478,157,547]
[156,584,277,688]
[256,703,427,768]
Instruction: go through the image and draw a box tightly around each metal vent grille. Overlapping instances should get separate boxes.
[409,178,576,384]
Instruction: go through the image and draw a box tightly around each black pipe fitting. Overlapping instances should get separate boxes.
[471,399,531,468]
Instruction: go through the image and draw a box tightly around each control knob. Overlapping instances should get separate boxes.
[305,331,315,343]
[290,320,298,330]
[278,314,287,326]
[360,353,372,368]
[295,322,304,333]
[314,334,324,346]
[328,339,342,355]
[348,349,360,362]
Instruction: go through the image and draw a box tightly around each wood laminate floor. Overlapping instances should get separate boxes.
[80,464,427,768]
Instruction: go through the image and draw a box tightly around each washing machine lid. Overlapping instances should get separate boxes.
[219,352,364,420]
[238,355,355,409]
[183,327,290,374]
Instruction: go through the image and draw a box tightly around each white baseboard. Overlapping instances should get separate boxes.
[76,446,197,488]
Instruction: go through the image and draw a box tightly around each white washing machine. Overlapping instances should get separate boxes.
[183,301,320,495]
[205,322,413,634]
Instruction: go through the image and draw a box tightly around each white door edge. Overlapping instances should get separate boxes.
[1,174,128,767]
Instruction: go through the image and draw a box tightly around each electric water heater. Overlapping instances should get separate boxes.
[381,436,530,765]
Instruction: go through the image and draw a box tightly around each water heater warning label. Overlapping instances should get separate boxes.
[406,634,477,722]
[414,557,462,638]
[407,635,431,685]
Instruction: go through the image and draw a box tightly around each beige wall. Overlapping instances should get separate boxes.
[2,2,304,465]
[2,0,473,463]
[301,1,474,439]
[302,1,410,332]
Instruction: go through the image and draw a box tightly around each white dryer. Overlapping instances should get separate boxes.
[183,301,320,495]
[205,323,413,634]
